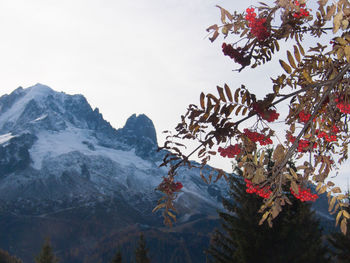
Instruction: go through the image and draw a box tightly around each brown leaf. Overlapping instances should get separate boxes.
[209,30,219,42]
[279,59,292,74]
[291,181,299,195]
[273,144,285,165]
[287,51,296,69]
[224,84,233,102]
[217,86,226,102]
[200,92,205,109]
[293,45,301,63]
[325,4,336,21]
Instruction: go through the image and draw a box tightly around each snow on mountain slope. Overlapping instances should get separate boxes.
[0,84,225,218]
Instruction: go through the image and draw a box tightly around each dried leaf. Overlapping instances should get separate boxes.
[235,105,243,115]
[332,187,342,193]
[217,86,226,102]
[329,196,337,212]
[325,4,336,20]
[344,45,350,62]
[279,59,292,74]
[340,218,347,235]
[224,84,233,102]
[333,11,343,33]
[293,45,301,64]
[343,210,350,219]
[152,203,166,213]
[336,210,343,226]
[200,92,205,109]
[291,181,299,195]
[287,51,296,69]
[234,88,240,103]
[167,210,177,221]
[259,211,270,225]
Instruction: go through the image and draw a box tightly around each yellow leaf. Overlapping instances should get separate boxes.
[340,218,347,235]
[329,196,337,212]
[316,182,323,192]
[344,45,350,62]
[302,69,313,83]
[259,211,270,225]
[333,11,343,33]
[167,211,177,221]
[332,187,342,193]
[336,210,343,226]
[279,59,292,74]
[343,210,350,219]
[327,181,335,187]
[318,185,327,194]
[152,203,166,213]
[342,19,349,30]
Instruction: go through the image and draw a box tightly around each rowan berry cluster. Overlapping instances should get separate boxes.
[316,125,340,143]
[243,129,273,145]
[298,110,311,123]
[245,8,270,41]
[292,0,310,18]
[222,43,250,67]
[218,144,241,158]
[288,135,317,152]
[252,103,279,122]
[245,179,272,199]
[335,97,350,114]
[290,186,318,202]
[158,178,183,194]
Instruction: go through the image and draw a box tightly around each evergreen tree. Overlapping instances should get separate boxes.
[328,194,350,263]
[135,233,150,263]
[207,167,330,263]
[0,249,23,263]
[34,239,59,263]
[110,249,122,263]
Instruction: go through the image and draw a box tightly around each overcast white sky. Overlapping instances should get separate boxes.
[0,0,348,190]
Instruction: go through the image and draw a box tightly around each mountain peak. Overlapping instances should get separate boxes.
[116,114,158,158]
[123,114,157,144]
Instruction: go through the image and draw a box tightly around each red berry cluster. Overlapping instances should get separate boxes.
[293,0,310,18]
[222,43,250,67]
[245,179,272,198]
[245,8,270,41]
[252,103,280,122]
[290,186,318,202]
[218,144,241,158]
[158,178,183,194]
[288,135,317,152]
[244,129,273,145]
[298,110,311,123]
[316,125,340,143]
[335,97,350,114]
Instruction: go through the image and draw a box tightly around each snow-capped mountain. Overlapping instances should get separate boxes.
[0,83,224,216]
